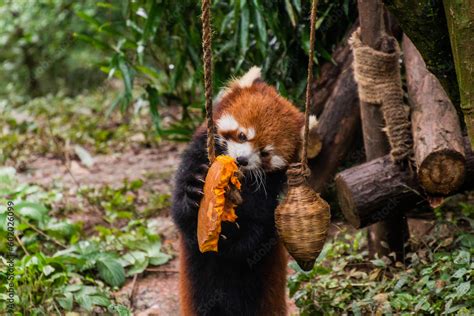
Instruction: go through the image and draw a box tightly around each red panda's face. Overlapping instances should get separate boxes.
[215,81,304,174]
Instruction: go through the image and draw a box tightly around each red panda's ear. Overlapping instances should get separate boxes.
[301,115,322,159]
[231,66,262,89]
[215,67,262,104]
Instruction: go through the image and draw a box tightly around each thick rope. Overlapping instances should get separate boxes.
[201,0,215,163]
[350,28,412,163]
[301,0,319,170]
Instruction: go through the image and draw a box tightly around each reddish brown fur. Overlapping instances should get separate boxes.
[257,242,289,316]
[179,237,197,316]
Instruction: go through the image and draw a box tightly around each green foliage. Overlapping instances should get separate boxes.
[78,0,356,137]
[0,0,104,102]
[0,90,159,166]
[78,179,172,223]
[0,168,170,313]
[289,217,474,315]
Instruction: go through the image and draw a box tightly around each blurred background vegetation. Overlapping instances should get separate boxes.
[0,0,356,139]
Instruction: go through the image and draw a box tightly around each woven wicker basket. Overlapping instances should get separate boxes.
[275,164,331,271]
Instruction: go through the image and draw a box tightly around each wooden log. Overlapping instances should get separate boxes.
[443,0,474,150]
[356,0,408,260]
[403,35,466,195]
[308,52,360,192]
[336,137,474,229]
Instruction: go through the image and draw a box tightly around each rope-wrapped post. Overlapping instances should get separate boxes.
[275,0,331,272]
[350,28,413,163]
[201,0,215,163]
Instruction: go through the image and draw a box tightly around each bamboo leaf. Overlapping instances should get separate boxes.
[285,0,297,28]
[252,0,268,46]
[146,85,161,132]
[240,1,250,54]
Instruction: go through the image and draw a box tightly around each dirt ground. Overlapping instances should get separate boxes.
[17,142,307,315]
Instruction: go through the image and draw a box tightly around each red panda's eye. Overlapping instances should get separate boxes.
[238,132,247,142]
[260,150,270,158]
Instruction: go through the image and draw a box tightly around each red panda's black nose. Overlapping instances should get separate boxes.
[236,157,249,166]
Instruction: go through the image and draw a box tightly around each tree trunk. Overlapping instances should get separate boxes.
[383,0,459,106]
[308,52,360,193]
[356,0,409,261]
[443,0,474,150]
[336,136,474,228]
[403,35,466,195]
[311,22,358,116]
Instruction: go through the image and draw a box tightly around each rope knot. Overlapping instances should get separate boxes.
[287,163,311,186]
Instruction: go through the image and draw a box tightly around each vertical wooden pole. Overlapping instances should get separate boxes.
[357,0,409,261]
[443,0,474,150]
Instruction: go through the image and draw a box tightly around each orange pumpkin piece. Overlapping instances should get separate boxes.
[197,155,241,253]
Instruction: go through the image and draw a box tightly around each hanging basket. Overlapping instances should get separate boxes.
[275,163,331,271]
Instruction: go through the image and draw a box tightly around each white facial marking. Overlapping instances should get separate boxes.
[236,66,261,88]
[264,145,274,151]
[270,155,287,170]
[246,127,256,140]
[217,114,239,132]
[226,140,261,169]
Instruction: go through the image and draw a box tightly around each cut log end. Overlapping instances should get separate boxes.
[418,150,466,195]
[335,175,360,228]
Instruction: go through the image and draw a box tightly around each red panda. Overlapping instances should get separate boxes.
[171,67,317,316]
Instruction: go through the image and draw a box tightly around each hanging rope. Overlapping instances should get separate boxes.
[349,28,413,163]
[285,0,319,185]
[275,0,330,272]
[201,0,215,163]
[301,0,318,171]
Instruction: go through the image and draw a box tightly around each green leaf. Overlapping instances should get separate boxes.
[352,302,362,316]
[292,0,302,14]
[149,252,171,266]
[89,294,111,307]
[125,251,149,275]
[284,0,297,27]
[42,265,55,276]
[56,292,73,311]
[456,281,470,297]
[454,251,470,265]
[109,304,132,316]
[146,85,161,132]
[15,201,48,223]
[371,259,386,268]
[135,65,159,80]
[45,221,77,238]
[96,257,126,287]
[252,0,267,46]
[107,93,125,117]
[76,11,101,28]
[120,0,129,18]
[74,33,111,51]
[143,1,159,42]
[117,56,134,98]
[452,268,467,279]
[240,2,250,54]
